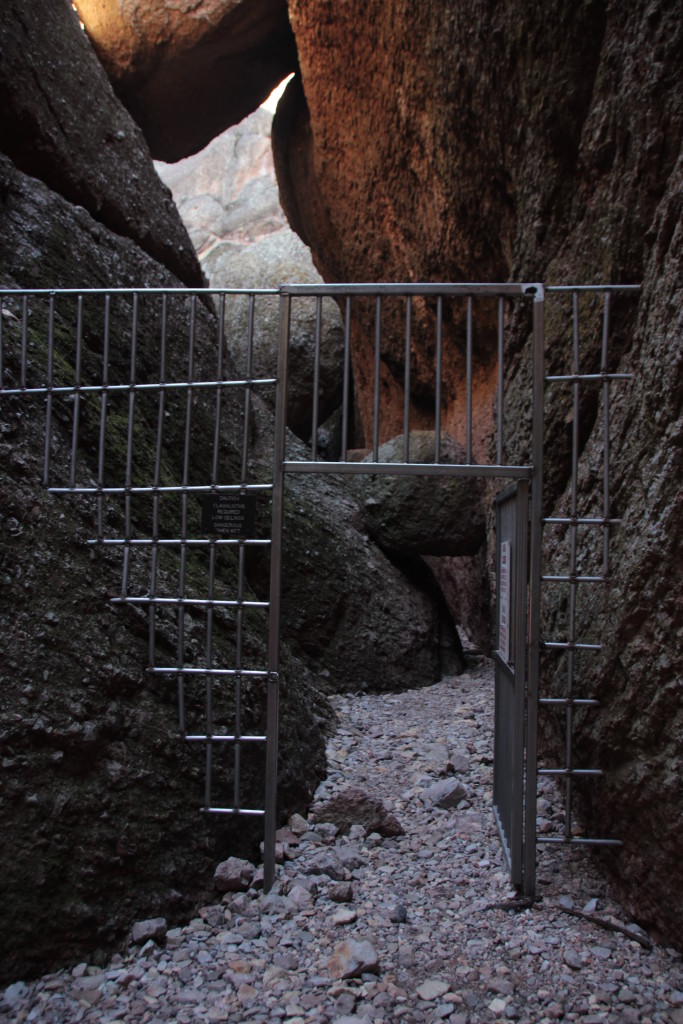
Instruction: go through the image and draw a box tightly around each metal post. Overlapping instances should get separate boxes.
[524,285,545,898]
[264,292,290,891]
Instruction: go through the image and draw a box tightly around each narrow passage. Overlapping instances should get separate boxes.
[4,661,682,1023]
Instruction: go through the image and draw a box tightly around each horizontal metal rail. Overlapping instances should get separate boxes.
[541,575,607,584]
[91,538,271,548]
[185,734,266,744]
[545,284,640,293]
[0,287,280,297]
[1,378,277,398]
[544,516,622,526]
[283,460,534,478]
[539,698,600,707]
[111,597,269,609]
[149,667,269,678]
[546,373,632,384]
[543,641,602,652]
[537,836,623,847]
[280,281,544,297]
[202,807,265,817]
[49,483,272,496]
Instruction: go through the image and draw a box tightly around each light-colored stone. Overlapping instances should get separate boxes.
[332,907,357,926]
[214,857,256,893]
[328,939,380,981]
[416,979,450,1001]
[420,777,468,809]
[131,917,167,945]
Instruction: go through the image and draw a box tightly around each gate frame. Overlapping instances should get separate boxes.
[264,281,546,891]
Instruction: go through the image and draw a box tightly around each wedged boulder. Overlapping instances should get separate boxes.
[0,0,203,288]
[277,464,462,691]
[353,432,486,557]
[156,110,345,441]
[74,0,297,160]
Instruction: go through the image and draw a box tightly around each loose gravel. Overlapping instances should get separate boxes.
[3,659,682,1023]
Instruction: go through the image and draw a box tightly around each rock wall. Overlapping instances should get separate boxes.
[0,0,458,982]
[0,0,203,289]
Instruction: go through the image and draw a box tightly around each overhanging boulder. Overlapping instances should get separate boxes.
[74,0,298,160]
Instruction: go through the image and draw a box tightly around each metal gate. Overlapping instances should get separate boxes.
[0,281,637,894]
[269,282,544,894]
[493,481,529,887]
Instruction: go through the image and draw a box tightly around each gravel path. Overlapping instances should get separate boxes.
[3,659,682,1023]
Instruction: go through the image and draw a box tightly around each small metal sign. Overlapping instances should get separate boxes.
[201,493,257,538]
[499,540,511,664]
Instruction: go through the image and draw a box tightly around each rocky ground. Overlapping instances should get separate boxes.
[2,659,682,1024]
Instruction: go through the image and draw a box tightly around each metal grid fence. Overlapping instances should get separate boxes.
[536,286,639,852]
[0,281,640,894]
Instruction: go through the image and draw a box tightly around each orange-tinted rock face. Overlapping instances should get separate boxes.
[273,1,615,453]
[74,0,297,160]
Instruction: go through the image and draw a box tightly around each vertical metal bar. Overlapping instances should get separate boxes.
[234,543,245,812]
[69,295,84,489]
[212,294,226,485]
[466,295,473,464]
[177,296,197,737]
[205,542,216,809]
[41,296,56,487]
[497,296,504,466]
[524,286,544,898]
[511,480,529,883]
[43,294,55,485]
[341,296,351,461]
[242,294,255,481]
[601,292,612,578]
[311,296,322,461]
[373,296,381,461]
[565,291,581,838]
[20,295,28,390]
[403,296,412,462]
[205,296,226,809]
[435,296,443,463]
[121,293,138,599]
[264,291,290,891]
[97,295,111,541]
[149,295,168,667]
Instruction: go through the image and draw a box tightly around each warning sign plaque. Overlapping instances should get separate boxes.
[499,540,511,664]
[201,493,257,538]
